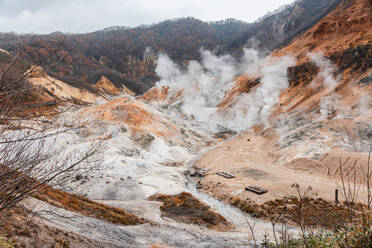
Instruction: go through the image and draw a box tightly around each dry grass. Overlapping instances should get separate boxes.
[0,236,15,248]
[149,192,232,231]
[229,195,368,230]
[35,187,147,226]
[0,208,110,248]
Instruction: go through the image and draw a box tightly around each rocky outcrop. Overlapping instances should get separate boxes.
[287,62,319,87]
[357,74,372,85]
[123,52,157,81]
[329,44,372,73]
[235,0,342,51]
[93,75,136,97]
[275,0,372,60]
[27,66,48,78]
[285,44,372,88]
[217,76,260,109]
[137,86,169,102]
[93,75,123,96]
[131,132,155,151]
[28,72,101,104]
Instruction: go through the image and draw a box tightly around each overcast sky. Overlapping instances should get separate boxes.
[0,0,295,34]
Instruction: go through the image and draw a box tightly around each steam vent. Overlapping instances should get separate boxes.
[0,0,371,247]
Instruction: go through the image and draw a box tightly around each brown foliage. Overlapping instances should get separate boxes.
[35,187,146,226]
[150,192,232,231]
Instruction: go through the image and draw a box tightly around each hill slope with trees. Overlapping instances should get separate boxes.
[0,0,342,94]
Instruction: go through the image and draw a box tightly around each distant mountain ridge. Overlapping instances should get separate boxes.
[0,0,342,94]
[229,0,342,52]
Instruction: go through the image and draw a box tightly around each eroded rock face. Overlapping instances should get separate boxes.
[137,86,169,103]
[132,132,155,150]
[287,62,319,87]
[78,127,91,138]
[286,45,372,88]
[27,66,48,78]
[122,53,158,85]
[329,44,372,73]
[93,75,124,96]
[251,0,342,50]
[357,74,372,86]
[149,192,232,231]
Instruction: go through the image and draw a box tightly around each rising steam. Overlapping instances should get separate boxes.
[155,48,296,132]
[309,51,372,119]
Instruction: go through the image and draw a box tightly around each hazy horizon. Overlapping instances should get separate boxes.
[0,0,295,34]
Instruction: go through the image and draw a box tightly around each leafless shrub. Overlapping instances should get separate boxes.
[267,206,287,247]
[364,148,371,208]
[335,156,371,248]
[244,154,371,247]
[291,183,313,248]
[279,212,290,248]
[244,215,258,248]
[336,158,363,219]
[0,49,104,217]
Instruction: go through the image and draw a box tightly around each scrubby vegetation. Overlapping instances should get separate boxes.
[258,219,372,248]
[149,192,232,231]
[0,236,15,248]
[230,195,366,229]
[35,187,146,226]
[251,196,371,248]
[239,155,372,248]
[0,208,109,247]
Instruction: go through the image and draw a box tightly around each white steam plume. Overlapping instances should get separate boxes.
[220,54,296,130]
[308,51,343,120]
[308,51,340,91]
[156,48,296,132]
[309,52,372,120]
[357,92,372,117]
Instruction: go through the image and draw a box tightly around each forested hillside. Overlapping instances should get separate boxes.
[0,0,342,94]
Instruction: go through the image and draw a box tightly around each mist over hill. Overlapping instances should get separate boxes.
[1,0,372,247]
[0,0,342,94]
